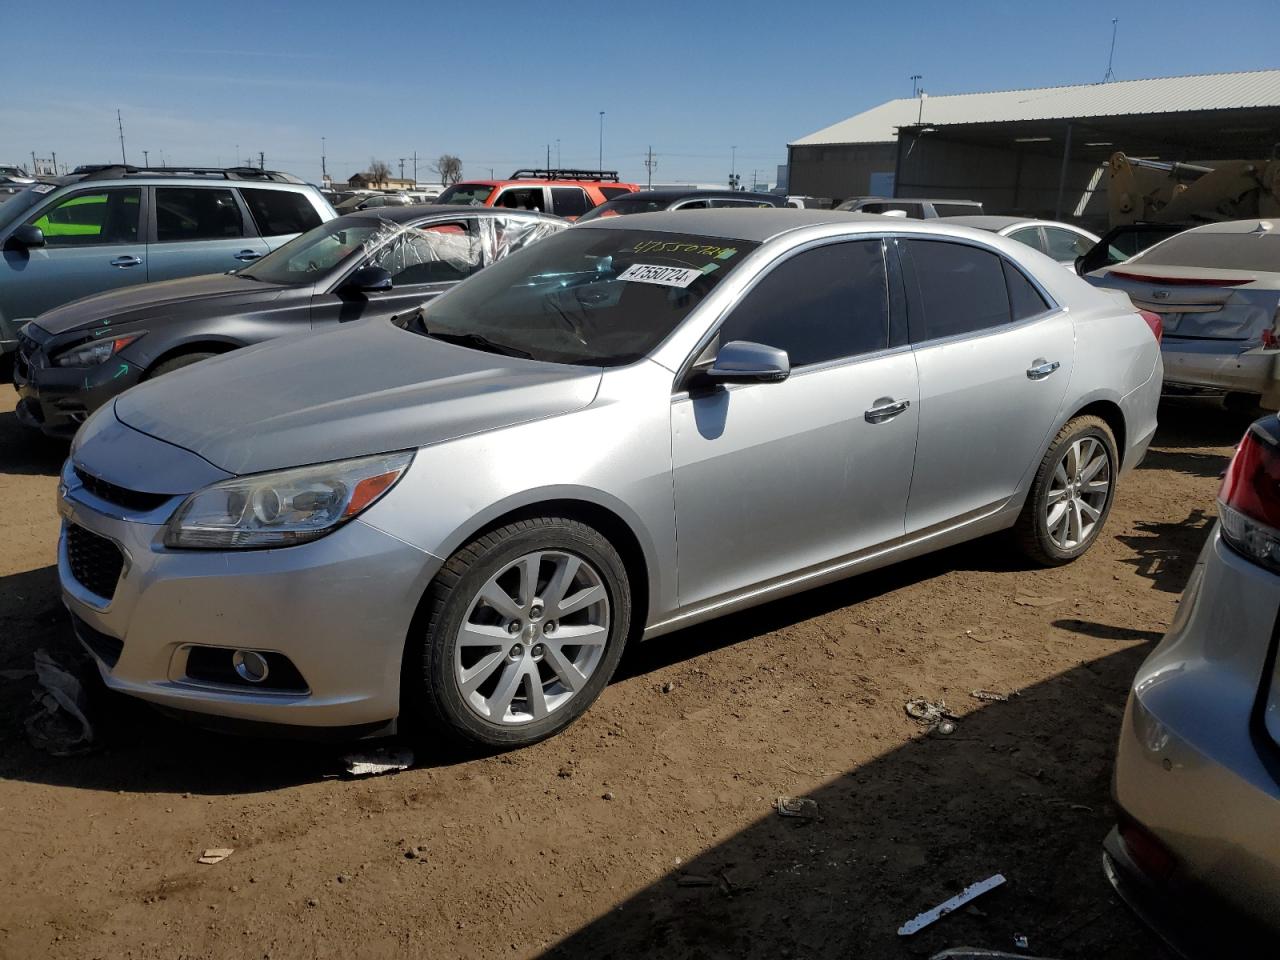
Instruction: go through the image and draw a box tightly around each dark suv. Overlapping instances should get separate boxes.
[0,165,334,358]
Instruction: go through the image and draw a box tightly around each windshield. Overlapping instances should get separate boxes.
[1131,230,1280,273]
[0,184,55,232]
[437,183,495,206]
[576,197,668,224]
[407,228,758,366]
[241,220,390,283]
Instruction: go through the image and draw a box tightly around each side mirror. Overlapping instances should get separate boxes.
[706,340,790,384]
[348,265,392,292]
[9,224,45,248]
[1074,255,1085,275]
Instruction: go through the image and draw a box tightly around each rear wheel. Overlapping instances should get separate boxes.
[404,517,632,748]
[1013,415,1117,566]
[147,351,217,379]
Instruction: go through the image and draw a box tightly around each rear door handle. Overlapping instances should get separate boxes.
[865,398,910,423]
[110,255,143,268]
[1027,360,1060,380]
[234,249,263,261]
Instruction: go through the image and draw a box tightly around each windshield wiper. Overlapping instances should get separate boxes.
[424,330,533,360]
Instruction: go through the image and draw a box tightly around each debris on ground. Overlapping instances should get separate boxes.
[930,950,1059,960]
[342,747,414,778]
[1013,594,1065,608]
[898,873,1007,936]
[1014,934,1030,949]
[198,848,234,865]
[675,873,715,887]
[661,681,675,694]
[24,649,94,756]
[905,698,961,737]
[776,796,819,819]
[970,689,1012,703]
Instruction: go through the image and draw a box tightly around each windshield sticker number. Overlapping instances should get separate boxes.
[618,264,704,288]
[32,184,56,194]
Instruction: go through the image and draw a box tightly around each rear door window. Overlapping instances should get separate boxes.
[240,188,323,237]
[1043,227,1093,261]
[717,240,889,367]
[1003,260,1051,320]
[495,187,547,212]
[550,187,590,218]
[903,239,1011,341]
[29,188,141,246]
[155,187,245,242]
[1007,227,1046,253]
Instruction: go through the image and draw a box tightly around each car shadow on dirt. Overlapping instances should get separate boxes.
[1152,396,1256,451]
[1114,508,1215,594]
[0,408,66,477]
[548,641,1172,960]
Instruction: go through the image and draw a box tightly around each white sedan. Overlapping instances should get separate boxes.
[943,215,1100,269]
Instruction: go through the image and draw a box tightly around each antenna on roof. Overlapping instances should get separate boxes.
[1103,18,1119,83]
[910,74,922,98]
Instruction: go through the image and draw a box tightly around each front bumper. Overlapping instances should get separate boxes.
[1110,527,1280,943]
[57,461,442,729]
[1162,338,1279,397]
[13,345,145,437]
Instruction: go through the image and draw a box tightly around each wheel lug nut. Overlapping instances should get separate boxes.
[544,621,557,634]
[531,644,544,658]
[530,605,544,620]
[507,621,521,635]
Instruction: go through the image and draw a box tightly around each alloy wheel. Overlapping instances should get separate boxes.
[1045,436,1111,550]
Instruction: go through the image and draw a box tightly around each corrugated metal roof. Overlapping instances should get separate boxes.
[790,70,1280,146]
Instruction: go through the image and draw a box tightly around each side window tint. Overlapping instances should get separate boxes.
[240,189,323,237]
[1044,228,1093,261]
[717,240,888,367]
[1003,260,1051,320]
[496,188,545,212]
[1008,227,1047,254]
[30,188,141,247]
[550,187,589,218]
[599,187,630,200]
[155,187,244,242]
[905,240,1011,340]
[675,200,709,210]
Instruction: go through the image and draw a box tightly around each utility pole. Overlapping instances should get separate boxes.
[412,150,417,184]
[644,146,657,189]
[731,145,737,190]
[117,109,127,164]
[51,151,58,175]
[321,137,327,182]
[398,157,406,180]
[598,111,605,170]
[31,151,37,175]
[910,74,922,97]
[259,151,265,170]
[159,148,166,168]
[142,150,149,166]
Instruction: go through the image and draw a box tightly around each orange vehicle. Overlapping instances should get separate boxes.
[435,169,639,220]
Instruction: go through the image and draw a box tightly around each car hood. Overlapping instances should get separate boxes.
[113,320,603,475]
[31,273,287,337]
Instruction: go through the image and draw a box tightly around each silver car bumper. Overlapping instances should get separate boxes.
[1112,526,1280,935]
[58,467,441,729]
[1162,339,1280,397]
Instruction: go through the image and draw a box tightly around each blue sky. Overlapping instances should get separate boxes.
[2,0,1277,187]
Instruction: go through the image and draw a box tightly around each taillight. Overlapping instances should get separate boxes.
[1219,420,1280,569]
[1117,815,1176,882]
[1137,309,1163,344]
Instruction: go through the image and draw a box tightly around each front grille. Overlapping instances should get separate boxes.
[65,524,125,601]
[70,612,124,668]
[74,467,172,513]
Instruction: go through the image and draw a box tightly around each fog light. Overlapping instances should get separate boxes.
[232,649,270,684]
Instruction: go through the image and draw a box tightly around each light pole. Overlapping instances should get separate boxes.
[321,137,327,184]
[556,138,561,168]
[731,145,737,190]
[598,111,605,170]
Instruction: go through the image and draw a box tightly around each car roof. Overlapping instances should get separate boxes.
[335,205,561,226]
[1181,218,1279,236]
[577,208,886,242]
[612,189,779,203]
[941,215,1037,231]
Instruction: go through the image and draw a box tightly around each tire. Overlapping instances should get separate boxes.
[403,517,632,749]
[1013,415,1118,567]
[147,352,218,379]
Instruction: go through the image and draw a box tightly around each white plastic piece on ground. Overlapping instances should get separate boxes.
[198,848,234,865]
[25,649,94,756]
[343,748,414,778]
[898,874,1007,936]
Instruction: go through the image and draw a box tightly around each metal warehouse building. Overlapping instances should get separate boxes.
[787,70,1280,228]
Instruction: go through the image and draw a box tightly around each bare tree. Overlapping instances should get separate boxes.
[367,158,393,183]
[432,154,463,186]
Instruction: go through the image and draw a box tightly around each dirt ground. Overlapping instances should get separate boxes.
[0,387,1245,960]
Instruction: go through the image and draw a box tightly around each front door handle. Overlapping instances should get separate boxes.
[865,398,910,423]
[110,255,143,268]
[1027,360,1060,380]
[234,249,263,261]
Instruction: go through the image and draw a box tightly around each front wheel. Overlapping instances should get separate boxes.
[1013,415,1118,566]
[404,517,632,748]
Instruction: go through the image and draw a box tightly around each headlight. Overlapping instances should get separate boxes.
[54,333,143,367]
[163,451,414,549]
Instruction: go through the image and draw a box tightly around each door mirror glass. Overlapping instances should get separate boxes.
[10,224,45,248]
[706,340,790,384]
[348,265,393,292]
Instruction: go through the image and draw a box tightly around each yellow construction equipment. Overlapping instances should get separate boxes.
[1108,151,1280,226]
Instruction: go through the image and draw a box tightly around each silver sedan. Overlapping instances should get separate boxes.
[57,210,1162,746]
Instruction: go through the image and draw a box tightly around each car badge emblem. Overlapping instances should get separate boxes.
[1153,290,1170,299]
